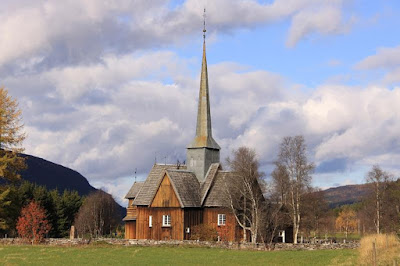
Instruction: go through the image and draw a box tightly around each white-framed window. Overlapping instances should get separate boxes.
[162,215,171,227]
[218,214,226,226]
[278,230,286,243]
[149,215,153,228]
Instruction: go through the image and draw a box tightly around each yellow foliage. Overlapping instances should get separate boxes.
[0,87,26,181]
[358,234,400,265]
[335,208,358,238]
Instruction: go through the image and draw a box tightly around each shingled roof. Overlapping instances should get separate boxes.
[133,164,186,206]
[131,163,235,208]
[202,171,234,207]
[166,170,201,207]
[200,163,220,205]
[125,181,144,199]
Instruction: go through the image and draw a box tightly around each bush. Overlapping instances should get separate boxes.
[358,234,400,265]
[16,201,51,244]
[190,224,218,241]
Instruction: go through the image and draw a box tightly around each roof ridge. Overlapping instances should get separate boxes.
[167,169,193,173]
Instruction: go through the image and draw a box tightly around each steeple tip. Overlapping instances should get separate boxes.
[203,8,206,40]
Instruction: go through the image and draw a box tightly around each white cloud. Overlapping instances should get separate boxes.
[286,4,352,47]
[0,0,352,71]
[355,45,400,84]
[355,45,400,70]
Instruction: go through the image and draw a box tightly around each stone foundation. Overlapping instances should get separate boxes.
[0,238,359,250]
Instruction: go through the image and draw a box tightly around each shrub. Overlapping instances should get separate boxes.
[16,201,51,244]
[190,224,218,241]
[358,234,400,265]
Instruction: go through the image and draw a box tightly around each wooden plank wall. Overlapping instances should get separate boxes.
[203,207,239,242]
[183,209,203,240]
[125,221,136,239]
[136,207,184,240]
[150,175,181,208]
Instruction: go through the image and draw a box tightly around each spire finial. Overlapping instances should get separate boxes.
[203,8,206,40]
[134,168,137,183]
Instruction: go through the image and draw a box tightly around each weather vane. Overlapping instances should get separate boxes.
[203,8,206,40]
[134,168,137,183]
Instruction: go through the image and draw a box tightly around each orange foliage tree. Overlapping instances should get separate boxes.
[16,201,51,243]
[335,208,358,239]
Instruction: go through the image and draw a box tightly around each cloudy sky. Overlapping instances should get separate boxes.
[2,0,400,204]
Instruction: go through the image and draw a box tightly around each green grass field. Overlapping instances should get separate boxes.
[0,245,358,265]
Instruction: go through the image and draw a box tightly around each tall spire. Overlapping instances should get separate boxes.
[188,8,220,150]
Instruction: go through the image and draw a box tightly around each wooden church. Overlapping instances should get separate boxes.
[124,24,242,241]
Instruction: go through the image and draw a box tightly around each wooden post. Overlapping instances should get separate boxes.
[70,225,76,240]
[372,241,377,266]
[386,235,389,249]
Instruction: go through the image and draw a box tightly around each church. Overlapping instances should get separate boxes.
[123,25,243,241]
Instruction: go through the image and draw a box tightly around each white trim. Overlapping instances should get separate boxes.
[162,214,171,227]
[217,214,226,226]
[149,215,152,228]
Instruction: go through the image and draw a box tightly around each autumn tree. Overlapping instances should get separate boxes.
[16,201,51,243]
[0,87,26,181]
[74,190,120,238]
[335,207,358,239]
[273,136,315,244]
[366,165,392,234]
[224,147,265,244]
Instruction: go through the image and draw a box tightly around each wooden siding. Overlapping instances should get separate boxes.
[183,208,203,240]
[150,174,181,208]
[203,207,239,242]
[136,206,184,240]
[126,206,137,218]
[125,221,136,239]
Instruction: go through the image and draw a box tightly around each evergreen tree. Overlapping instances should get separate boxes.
[57,190,83,237]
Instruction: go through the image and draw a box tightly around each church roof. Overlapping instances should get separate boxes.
[124,181,144,199]
[166,170,201,207]
[131,163,233,208]
[202,171,234,207]
[132,164,186,206]
[200,163,220,205]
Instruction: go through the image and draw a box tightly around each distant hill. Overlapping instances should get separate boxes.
[17,153,125,219]
[322,184,371,208]
[19,153,97,196]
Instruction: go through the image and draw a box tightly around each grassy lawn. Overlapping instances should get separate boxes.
[0,245,358,265]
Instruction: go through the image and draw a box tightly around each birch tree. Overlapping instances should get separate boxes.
[366,165,392,234]
[225,147,265,244]
[275,136,314,244]
[74,190,120,238]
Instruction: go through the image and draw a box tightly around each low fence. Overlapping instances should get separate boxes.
[0,238,359,250]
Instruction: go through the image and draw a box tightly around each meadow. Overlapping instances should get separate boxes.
[0,244,357,266]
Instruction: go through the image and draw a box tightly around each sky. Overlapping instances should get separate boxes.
[1,0,400,204]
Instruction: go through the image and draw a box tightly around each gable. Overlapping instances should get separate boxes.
[150,174,181,208]
[133,164,185,206]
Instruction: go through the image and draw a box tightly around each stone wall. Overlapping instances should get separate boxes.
[0,238,359,250]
